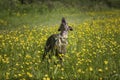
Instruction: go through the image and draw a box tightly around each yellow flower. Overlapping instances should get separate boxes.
[21,78,26,80]
[104,60,108,65]
[76,63,78,66]
[89,67,93,71]
[2,57,9,64]
[14,74,17,77]
[16,63,19,66]
[25,54,31,59]
[18,73,22,77]
[46,77,50,80]
[45,74,48,77]
[105,67,108,70]
[61,76,64,79]
[98,69,103,72]
[27,72,33,77]
[21,65,24,68]
[18,54,22,57]
[0,35,3,38]
[43,77,46,80]
[77,69,82,73]
[43,74,50,80]
[57,64,61,67]
[48,59,51,63]
[100,77,103,80]
[61,68,64,71]
[43,77,50,80]
[6,72,10,79]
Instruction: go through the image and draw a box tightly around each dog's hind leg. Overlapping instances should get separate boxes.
[42,34,57,61]
[42,45,51,61]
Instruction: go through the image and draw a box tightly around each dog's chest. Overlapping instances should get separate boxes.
[55,34,68,49]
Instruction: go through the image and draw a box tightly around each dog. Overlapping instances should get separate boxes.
[42,17,73,62]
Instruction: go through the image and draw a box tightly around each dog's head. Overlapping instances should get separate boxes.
[58,17,73,31]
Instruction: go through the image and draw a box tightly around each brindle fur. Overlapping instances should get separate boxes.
[42,17,73,62]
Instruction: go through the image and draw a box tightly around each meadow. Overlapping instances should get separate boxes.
[0,10,120,80]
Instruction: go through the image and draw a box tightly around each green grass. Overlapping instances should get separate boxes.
[0,9,91,30]
[0,6,120,80]
[1,0,119,30]
[0,1,120,79]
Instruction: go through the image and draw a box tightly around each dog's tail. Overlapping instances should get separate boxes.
[42,34,57,61]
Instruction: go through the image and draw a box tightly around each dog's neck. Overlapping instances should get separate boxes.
[60,30,68,38]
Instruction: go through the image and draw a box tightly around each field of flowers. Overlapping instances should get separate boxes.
[0,10,120,80]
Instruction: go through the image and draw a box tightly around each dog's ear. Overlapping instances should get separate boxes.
[69,26,73,31]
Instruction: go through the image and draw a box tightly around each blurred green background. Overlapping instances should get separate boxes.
[0,1,120,79]
[0,0,120,30]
